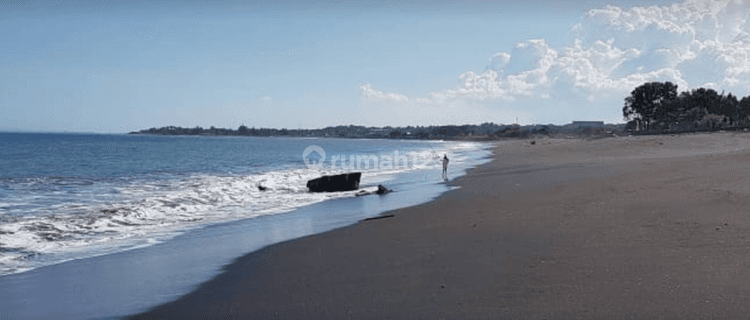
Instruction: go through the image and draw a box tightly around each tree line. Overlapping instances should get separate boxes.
[132,123,536,139]
[623,82,750,133]
[131,122,624,140]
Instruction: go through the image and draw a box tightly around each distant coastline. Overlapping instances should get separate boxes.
[129,122,627,140]
[130,81,750,141]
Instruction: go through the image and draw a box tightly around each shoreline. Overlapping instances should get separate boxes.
[131,132,750,319]
[0,142,491,320]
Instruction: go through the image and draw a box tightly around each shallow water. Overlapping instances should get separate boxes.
[0,133,487,276]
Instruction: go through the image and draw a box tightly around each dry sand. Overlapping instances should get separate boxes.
[130,132,750,319]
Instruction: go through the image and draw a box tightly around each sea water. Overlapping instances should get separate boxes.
[0,133,491,277]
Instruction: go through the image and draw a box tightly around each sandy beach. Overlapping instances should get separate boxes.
[131,132,750,319]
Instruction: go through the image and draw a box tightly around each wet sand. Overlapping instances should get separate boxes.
[131,132,750,319]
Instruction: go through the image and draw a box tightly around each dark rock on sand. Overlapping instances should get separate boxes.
[307,172,362,192]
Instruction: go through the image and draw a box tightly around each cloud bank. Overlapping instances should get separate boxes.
[361,0,750,125]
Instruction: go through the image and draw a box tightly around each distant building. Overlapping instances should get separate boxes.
[571,121,604,128]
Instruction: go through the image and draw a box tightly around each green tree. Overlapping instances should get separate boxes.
[623,82,678,131]
[721,93,739,127]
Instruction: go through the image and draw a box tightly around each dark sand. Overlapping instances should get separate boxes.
[131,133,750,319]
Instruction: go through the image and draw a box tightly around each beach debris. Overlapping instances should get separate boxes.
[376,185,392,194]
[307,172,361,192]
[362,214,395,221]
[355,185,392,197]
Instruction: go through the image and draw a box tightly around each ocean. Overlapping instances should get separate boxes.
[0,132,491,278]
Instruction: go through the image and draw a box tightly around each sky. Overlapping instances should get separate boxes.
[1,0,749,132]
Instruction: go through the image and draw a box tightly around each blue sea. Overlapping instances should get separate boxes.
[0,132,491,278]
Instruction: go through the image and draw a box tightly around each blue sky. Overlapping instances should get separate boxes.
[1,0,744,132]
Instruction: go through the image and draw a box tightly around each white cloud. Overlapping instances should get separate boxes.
[488,52,511,72]
[360,83,410,102]
[360,0,750,124]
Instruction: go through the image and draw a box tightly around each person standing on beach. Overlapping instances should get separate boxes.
[442,154,449,179]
